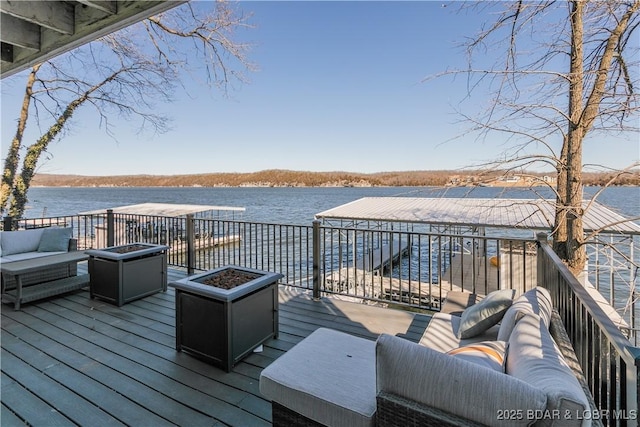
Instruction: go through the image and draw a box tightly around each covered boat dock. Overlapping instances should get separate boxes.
[315,197,640,306]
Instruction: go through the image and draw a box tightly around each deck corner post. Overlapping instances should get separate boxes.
[3,216,14,231]
[312,219,321,301]
[106,209,115,247]
[186,214,195,275]
[536,232,549,244]
[536,232,549,289]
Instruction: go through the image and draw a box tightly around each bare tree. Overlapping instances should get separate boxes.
[1,1,254,220]
[434,0,639,275]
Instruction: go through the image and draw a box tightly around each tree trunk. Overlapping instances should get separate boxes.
[1,65,40,216]
[562,0,586,275]
[9,99,83,218]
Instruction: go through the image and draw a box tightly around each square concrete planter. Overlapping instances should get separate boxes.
[170,265,283,372]
[86,243,169,306]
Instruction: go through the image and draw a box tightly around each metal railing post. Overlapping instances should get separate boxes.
[312,220,321,300]
[536,232,548,288]
[3,216,14,231]
[186,214,195,275]
[106,209,115,247]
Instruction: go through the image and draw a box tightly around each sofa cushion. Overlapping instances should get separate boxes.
[506,314,590,426]
[377,333,547,426]
[260,328,376,427]
[38,227,72,252]
[458,289,516,339]
[498,287,553,341]
[446,340,507,372]
[440,291,483,316]
[421,312,500,353]
[0,229,45,255]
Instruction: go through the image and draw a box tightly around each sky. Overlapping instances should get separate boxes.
[1,1,638,177]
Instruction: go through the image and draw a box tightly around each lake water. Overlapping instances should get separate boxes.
[24,185,640,225]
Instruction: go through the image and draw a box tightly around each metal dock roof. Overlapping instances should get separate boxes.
[315,197,640,235]
[80,203,245,217]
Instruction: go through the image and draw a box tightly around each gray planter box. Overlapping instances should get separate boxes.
[170,265,283,372]
[87,243,169,306]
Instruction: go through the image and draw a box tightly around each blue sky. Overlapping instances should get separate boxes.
[1,1,638,176]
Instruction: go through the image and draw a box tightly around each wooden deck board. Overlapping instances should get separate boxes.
[1,268,431,426]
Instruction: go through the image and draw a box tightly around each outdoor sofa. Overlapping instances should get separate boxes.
[0,227,78,289]
[260,287,598,427]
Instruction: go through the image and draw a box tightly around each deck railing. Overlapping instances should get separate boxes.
[537,233,640,426]
[4,213,639,421]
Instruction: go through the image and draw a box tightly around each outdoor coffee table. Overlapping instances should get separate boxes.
[1,252,90,310]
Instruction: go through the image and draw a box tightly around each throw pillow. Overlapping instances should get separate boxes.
[447,341,507,372]
[38,227,73,252]
[457,289,516,339]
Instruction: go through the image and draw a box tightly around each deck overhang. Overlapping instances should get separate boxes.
[1,0,185,79]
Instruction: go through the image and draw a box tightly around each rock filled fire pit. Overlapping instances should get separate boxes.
[170,265,283,372]
[86,243,169,306]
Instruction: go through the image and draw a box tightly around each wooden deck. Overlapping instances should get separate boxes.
[1,267,431,426]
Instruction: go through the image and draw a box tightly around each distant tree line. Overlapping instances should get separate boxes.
[30,169,639,188]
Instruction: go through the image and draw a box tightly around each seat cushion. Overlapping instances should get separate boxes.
[440,291,483,316]
[1,251,66,263]
[420,312,500,353]
[260,328,376,427]
[457,289,516,339]
[498,287,553,341]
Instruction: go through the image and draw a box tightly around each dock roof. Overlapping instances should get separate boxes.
[80,203,245,217]
[315,197,640,235]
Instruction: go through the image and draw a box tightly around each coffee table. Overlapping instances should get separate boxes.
[1,252,90,310]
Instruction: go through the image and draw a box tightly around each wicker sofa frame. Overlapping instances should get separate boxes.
[1,238,79,290]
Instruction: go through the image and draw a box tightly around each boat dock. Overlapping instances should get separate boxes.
[355,237,410,273]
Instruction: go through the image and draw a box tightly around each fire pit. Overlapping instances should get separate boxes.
[86,243,169,306]
[169,265,283,372]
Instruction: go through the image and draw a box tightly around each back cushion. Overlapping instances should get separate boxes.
[38,227,73,252]
[498,287,553,341]
[1,229,45,255]
[506,314,590,425]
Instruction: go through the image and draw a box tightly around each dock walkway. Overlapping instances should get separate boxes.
[355,237,410,273]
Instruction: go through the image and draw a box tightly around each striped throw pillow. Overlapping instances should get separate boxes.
[447,341,507,372]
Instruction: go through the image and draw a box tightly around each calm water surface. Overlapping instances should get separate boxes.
[25,185,639,224]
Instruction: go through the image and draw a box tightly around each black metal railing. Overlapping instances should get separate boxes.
[537,233,640,425]
[4,213,639,421]
[3,213,542,310]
